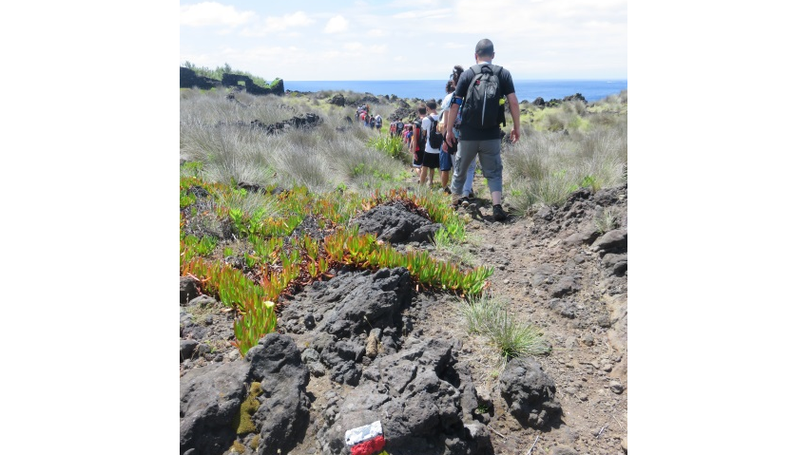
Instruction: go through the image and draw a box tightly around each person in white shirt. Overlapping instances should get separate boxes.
[419,101,441,186]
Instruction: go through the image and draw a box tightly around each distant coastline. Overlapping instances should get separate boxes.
[283,79,627,104]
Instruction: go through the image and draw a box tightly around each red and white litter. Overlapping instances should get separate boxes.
[344,420,386,455]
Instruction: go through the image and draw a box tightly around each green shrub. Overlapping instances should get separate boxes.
[369,135,407,162]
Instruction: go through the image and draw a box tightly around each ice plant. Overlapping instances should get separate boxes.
[233,300,277,357]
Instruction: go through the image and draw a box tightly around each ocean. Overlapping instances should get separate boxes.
[283,79,627,104]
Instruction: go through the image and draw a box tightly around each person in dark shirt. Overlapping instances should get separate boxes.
[444,39,521,221]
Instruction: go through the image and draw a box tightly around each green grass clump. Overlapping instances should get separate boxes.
[459,295,550,360]
[595,207,620,234]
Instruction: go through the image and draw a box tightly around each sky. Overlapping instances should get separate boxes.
[179,0,627,81]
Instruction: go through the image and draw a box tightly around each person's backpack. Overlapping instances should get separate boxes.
[427,116,443,149]
[462,64,506,130]
[412,119,424,152]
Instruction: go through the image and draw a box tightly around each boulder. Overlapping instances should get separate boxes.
[601,253,628,277]
[245,333,311,454]
[281,267,412,384]
[179,333,310,455]
[321,338,493,455]
[328,93,346,106]
[499,358,562,429]
[591,229,628,256]
[180,340,199,361]
[550,276,580,298]
[180,276,200,304]
[179,361,251,455]
[354,201,441,244]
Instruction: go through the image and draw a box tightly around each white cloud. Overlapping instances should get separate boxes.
[238,11,314,37]
[324,15,348,33]
[453,0,625,36]
[392,8,452,20]
[179,2,255,27]
[264,11,314,31]
[343,42,363,52]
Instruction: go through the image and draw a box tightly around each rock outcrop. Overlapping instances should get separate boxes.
[179,333,310,455]
[180,67,284,96]
[353,201,442,244]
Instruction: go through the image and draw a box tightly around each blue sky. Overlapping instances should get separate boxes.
[180,0,627,81]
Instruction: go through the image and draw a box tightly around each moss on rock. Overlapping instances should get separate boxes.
[230,440,246,454]
[232,381,262,435]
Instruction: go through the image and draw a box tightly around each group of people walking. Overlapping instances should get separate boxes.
[407,38,521,221]
[353,39,520,221]
[356,104,382,130]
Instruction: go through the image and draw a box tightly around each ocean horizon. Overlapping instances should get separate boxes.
[283,79,627,104]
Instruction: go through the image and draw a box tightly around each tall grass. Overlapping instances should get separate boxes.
[503,100,627,213]
[181,88,627,215]
[266,129,331,192]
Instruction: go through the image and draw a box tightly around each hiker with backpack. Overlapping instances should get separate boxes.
[444,39,521,221]
[419,101,443,186]
[440,65,471,196]
[409,106,427,170]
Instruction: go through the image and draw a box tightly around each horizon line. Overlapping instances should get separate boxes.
[281,78,628,82]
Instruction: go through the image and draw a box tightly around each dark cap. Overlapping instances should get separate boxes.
[475,39,494,56]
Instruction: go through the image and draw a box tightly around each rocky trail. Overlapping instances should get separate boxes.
[180,177,628,455]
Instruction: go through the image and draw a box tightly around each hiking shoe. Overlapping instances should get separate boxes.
[492,204,507,221]
[451,194,462,208]
[443,186,451,195]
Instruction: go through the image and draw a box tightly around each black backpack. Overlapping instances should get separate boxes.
[462,64,506,130]
[427,116,443,149]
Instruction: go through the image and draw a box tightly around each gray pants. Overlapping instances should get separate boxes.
[450,139,502,195]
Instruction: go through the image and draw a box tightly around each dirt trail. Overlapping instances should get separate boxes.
[443,181,628,455]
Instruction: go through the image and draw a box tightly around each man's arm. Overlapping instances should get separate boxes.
[506,92,520,143]
[444,102,460,145]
